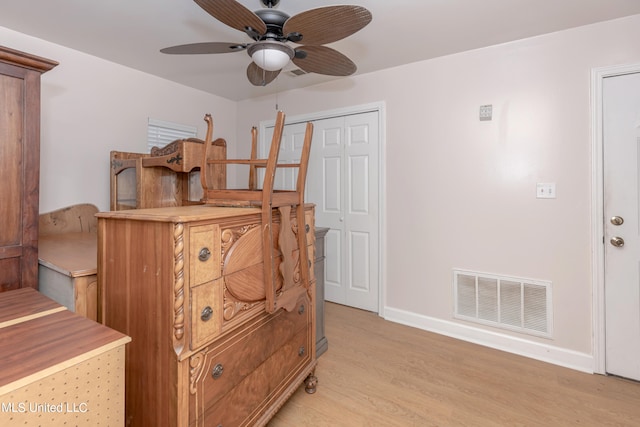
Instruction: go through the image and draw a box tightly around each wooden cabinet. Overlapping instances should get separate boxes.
[97,205,317,426]
[0,47,57,292]
[314,227,329,357]
[110,138,226,210]
[0,288,130,426]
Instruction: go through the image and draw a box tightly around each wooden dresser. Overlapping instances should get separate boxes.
[97,205,317,427]
[0,47,57,292]
[314,227,329,357]
[0,288,130,426]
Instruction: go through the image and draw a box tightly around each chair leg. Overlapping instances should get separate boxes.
[248,127,258,190]
[262,206,277,314]
[295,203,310,292]
[278,206,296,290]
[274,205,309,312]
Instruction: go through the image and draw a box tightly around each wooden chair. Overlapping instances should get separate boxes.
[200,111,313,314]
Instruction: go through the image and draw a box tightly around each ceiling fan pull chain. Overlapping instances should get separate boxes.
[274,76,279,110]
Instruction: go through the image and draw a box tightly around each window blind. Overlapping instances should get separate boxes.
[147,118,198,151]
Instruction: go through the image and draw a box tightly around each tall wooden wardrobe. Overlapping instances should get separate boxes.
[0,46,58,292]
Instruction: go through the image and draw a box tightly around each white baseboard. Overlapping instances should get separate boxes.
[383,306,594,374]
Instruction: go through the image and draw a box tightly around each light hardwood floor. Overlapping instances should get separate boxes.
[269,302,640,426]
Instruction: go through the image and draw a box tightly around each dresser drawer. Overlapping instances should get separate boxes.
[191,279,223,350]
[190,295,310,420]
[199,327,311,426]
[189,224,221,287]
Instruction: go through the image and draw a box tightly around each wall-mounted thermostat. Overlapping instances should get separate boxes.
[479,104,492,121]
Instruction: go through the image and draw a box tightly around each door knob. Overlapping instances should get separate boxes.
[610,236,625,247]
[611,216,624,226]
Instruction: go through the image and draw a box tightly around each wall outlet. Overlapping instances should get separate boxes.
[536,182,556,199]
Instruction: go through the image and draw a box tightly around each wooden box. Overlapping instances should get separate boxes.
[0,288,130,426]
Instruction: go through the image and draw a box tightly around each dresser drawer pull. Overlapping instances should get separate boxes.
[201,306,213,321]
[305,224,310,233]
[298,346,305,357]
[212,363,224,379]
[198,247,211,262]
[298,304,305,315]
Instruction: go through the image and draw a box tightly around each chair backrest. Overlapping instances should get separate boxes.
[199,111,312,209]
[252,114,313,206]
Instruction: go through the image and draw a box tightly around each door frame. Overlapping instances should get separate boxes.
[591,62,640,374]
[259,101,387,315]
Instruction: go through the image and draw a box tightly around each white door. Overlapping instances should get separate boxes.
[603,71,640,381]
[265,111,380,312]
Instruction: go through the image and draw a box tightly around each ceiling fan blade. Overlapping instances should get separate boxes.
[194,0,267,35]
[283,5,372,45]
[293,46,357,76]
[247,62,281,86]
[160,42,248,55]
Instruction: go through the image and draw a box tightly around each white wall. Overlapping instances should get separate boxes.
[237,14,640,367]
[0,26,237,213]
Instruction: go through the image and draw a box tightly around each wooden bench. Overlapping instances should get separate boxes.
[38,204,99,321]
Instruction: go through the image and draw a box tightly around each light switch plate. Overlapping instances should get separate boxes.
[536,182,556,199]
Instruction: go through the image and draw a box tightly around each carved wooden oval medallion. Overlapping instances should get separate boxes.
[223,225,282,302]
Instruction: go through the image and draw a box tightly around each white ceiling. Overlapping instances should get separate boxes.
[1,0,640,101]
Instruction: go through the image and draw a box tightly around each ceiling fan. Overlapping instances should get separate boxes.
[160,0,372,86]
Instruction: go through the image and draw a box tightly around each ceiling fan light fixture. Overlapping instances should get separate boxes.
[247,41,294,71]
